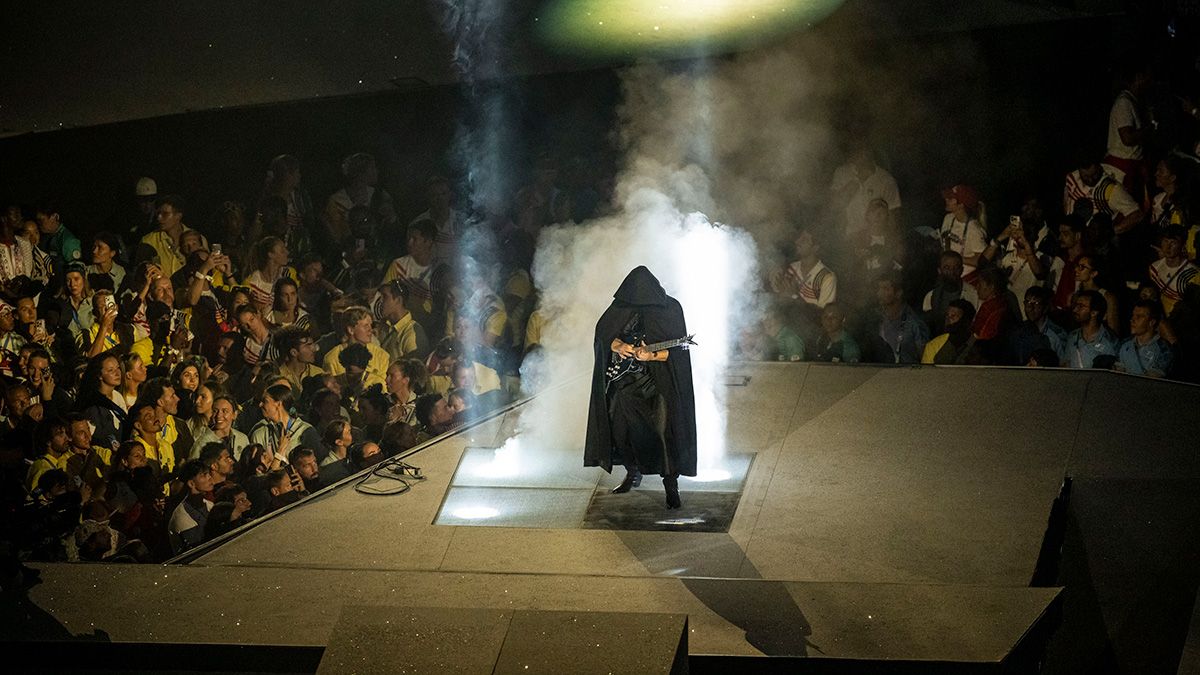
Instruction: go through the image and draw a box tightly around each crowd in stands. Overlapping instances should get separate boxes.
[750,58,1200,383]
[2,51,1199,565]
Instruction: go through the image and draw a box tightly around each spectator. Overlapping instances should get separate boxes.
[201,502,238,543]
[210,395,249,460]
[263,467,305,514]
[1048,215,1090,313]
[1064,290,1119,368]
[1103,59,1153,199]
[296,255,341,335]
[850,198,904,286]
[26,417,71,493]
[1073,254,1121,334]
[320,419,354,468]
[126,400,176,481]
[58,262,94,342]
[288,447,322,493]
[869,273,928,364]
[336,343,386,407]
[385,359,427,426]
[811,303,861,364]
[770,228,838,309]
[34,199,83,271]
[206,483,252,540]
[1150,155,1191,230]
[0,300,28,374]
[234,304,275,368]
[355,386,392,440]
[261,154,315,257]
[136,195,207,279]
[138,377,193,462]
[759,308,806,362]
[921,299,979,365]
[322,153,397,250]
[166,459,214,554]
[829,142,902,241]
[87,231,126,292]
[322,305,390,378]
[1063,160,1144,237]
[274,325,323,392]
[198,442,235,496]
[1148,227,1198,317]
[270,277,310,332]
[383,219,438,328]
[245,237,297,314]
[921,250,979,335]
[1115,300,1173,378]
[414,392,456,437]
[1008,286,1068,366]
[186,384,219,456]
[969,267,1013,345]
[938,185,987,280]
[250,383,323,462]
[374,280,430,363]
[982,202,1051,318]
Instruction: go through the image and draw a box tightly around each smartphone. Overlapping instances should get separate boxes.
[105,294,117,312]
[1009,215,1021,227]
[35,319,46,335]
[211,243,222,255]
[355,238,365,251]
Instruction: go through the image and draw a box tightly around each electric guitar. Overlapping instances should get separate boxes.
[606,334,697,384]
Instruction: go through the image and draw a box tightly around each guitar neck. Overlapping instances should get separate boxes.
[643,337,690,352]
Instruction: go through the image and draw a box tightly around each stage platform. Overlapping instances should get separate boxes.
[14,363,1200,673]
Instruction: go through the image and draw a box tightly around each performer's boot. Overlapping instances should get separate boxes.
[612,467,642,494]
[663,476,682,509]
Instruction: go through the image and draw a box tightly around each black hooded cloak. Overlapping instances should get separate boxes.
[584,266,697,477]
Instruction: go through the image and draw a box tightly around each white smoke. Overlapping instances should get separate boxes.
[507,64,770,474]
[495,29,989,474]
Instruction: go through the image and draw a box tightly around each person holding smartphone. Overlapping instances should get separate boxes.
[249,384,323,462]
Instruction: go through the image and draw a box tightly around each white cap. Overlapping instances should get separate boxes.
[135,177,157,197]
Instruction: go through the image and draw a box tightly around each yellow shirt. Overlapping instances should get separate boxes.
[136,435,176,489]
[280,362,325,392]
[26,451,71,493]
[139,226,208,279]
[323,340,391,377]
[921,333,951,365]
[445,295,507,342]
[524,309,546,350]
[82,323,154,363]
[379,313,420,361]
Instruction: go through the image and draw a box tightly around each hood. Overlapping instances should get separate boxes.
[613,266,667,306]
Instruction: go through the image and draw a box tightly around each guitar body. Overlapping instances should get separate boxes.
[605,334,697,386]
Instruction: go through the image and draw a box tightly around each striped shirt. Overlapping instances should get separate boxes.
[785,260,837,308]
[1148,259,1199,315]
[1063,171,1139,219]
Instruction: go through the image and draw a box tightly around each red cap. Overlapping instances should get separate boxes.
[941,184,979,210]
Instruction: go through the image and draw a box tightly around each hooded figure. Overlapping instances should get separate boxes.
[584,266,697,508]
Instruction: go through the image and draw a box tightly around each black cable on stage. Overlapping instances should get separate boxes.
[353,457,426,496]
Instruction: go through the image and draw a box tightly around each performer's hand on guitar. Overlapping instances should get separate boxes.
[611,339,636,359]
[633,346,657,362]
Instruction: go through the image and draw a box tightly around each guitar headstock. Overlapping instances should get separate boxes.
[683,334,697,345]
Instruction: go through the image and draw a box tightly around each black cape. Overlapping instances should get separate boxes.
[583,266,697,476]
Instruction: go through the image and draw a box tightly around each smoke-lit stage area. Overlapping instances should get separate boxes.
[17,363,1200,673]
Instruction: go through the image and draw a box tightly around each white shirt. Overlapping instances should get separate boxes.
[938,214,988,278]
[784,259,837,308]
[831,163,901,237]
[1106,90,1142,161]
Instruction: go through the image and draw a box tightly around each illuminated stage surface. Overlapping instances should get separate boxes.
[21,363,1200,671]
